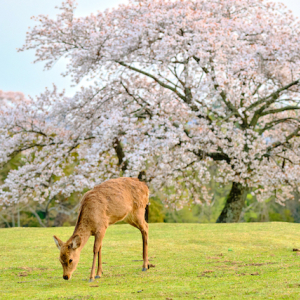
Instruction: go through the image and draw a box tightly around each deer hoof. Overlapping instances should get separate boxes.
[142,268,147,271]
[89,278,94,282]
[95,275,101,279]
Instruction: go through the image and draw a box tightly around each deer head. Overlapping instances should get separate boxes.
[53,235,82,280]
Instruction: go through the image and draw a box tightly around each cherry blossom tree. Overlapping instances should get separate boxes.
[1,0,300,222]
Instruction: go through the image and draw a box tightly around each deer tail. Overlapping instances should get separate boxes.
[145,203,149,223]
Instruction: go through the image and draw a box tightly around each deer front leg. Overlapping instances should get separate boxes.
[89,252,98,282]
[90,230,106,281]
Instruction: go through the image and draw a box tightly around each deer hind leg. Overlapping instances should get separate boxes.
[96,251,103,278]
[141,222,149,271]
[89,228,107,282]
[126,208,149,271]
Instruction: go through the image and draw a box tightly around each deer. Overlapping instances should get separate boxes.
[53,177,150,282]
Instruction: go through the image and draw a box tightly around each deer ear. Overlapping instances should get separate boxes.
[53,235,64,250]
[71,235,81,250]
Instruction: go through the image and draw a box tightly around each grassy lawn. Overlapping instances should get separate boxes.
[1,223,300,299]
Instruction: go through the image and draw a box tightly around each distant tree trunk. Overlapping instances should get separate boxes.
[216,182,248,223]
[17,206,20,227]
[11,211,15,227]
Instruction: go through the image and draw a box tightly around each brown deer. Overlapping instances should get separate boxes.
[53,177,149,282]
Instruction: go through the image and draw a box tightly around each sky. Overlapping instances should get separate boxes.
[1,0,300,98]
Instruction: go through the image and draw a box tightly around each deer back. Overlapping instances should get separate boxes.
[74,178,149,233]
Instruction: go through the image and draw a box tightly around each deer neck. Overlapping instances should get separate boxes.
[71,222,91,251]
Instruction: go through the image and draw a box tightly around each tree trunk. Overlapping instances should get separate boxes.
[11,211,15,227]
[216,182,247,223]
[17,207,20,227]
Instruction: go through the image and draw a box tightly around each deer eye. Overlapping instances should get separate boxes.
[69,259,73,264]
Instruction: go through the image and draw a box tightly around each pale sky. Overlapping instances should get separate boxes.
[0,0,300,98]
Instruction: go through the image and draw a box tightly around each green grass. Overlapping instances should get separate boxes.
[1,223,300,299]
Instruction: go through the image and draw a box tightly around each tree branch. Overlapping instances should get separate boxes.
[263,126,300,157]
[193,149,231,164]
[247,79,300,112]
[0,213,11,227]
[193,55,239,117]
[259,117,300,134]
[28,207,46,227]
[260,106,300,116]
[117,61,187,102]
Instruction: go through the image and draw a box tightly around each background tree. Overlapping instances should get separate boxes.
[1,0,300,223]
[0,90,83,227]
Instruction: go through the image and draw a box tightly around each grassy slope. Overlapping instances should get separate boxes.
[1,223,300,299]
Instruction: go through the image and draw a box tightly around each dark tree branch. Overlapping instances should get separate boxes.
[193,55,240,117]
[263,126,300,158]
[120,81,153,118]
[247,79,300,112]
[259,117,300,134]
[117,61,187,102]
[193,149,231,164]
[260,106,300,116]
